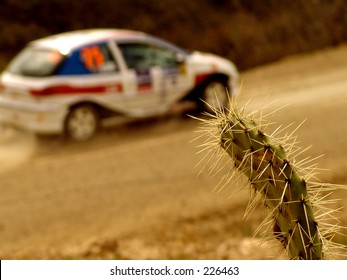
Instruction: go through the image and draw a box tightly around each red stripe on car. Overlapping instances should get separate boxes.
[30,83,123,96]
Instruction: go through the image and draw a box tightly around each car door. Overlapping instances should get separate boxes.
[149,44,191,106]
[55,42,126,110]
[116,41,191,116]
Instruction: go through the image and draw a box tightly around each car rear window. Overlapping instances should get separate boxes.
[8,47,64,77]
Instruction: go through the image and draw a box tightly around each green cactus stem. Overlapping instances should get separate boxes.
[195,100,347,260]
[220,113,322,259]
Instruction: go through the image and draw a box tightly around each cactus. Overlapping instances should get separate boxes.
[195,98,347,259]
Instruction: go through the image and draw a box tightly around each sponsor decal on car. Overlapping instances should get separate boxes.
[136,68,152,92]
[163,66,179,81]
[80,45,106,72]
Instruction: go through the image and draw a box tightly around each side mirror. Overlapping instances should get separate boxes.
[175,53,185,65]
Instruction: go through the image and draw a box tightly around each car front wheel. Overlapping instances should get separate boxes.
[201,79,230,113]
[64,104,99,141]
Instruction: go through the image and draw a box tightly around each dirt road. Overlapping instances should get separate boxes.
[1,45,347,259]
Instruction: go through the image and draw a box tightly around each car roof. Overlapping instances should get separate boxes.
[30,29,148,54]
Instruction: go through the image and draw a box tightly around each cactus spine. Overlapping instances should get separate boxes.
[195,99,347,260]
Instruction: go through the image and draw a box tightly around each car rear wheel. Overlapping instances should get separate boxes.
[201,80,230,113]
[64,104,99,141]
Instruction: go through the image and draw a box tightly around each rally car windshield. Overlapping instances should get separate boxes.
[8,47,64,77]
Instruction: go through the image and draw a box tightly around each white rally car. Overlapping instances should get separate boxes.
[0,29,238,140]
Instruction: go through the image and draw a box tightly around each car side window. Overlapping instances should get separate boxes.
[57,43,118,75]
[118,42,178,69]
[153,46,178,67]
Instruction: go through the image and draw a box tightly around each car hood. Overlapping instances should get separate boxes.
[188,51,239,78]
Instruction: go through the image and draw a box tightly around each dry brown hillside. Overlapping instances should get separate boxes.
[1,0,347,70]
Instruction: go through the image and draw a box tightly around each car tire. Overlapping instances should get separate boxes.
[64,104,99,141]
[200,79,230,113]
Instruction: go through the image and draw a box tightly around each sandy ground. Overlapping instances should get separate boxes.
[1,44,347,259]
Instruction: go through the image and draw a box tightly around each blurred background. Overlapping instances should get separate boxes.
[1,0,347,70]
[1,0,347,260]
